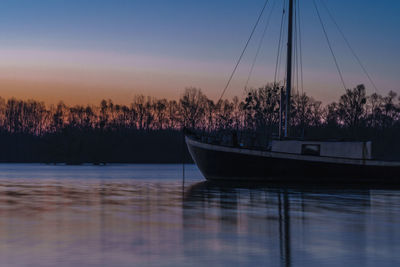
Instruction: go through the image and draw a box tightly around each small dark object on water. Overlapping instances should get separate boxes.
[66,161,83,166]
[93,162,107,166]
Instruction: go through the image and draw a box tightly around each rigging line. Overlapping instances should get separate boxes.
[294,0,299,96]
[297,0,304,94]
[276,0,287,138]
[320,0,379,93]
[295,0,302,95]
[274,0,287,86]
[281,20,288,87]
[293,0,297,94]
[313,0,347,91]
[278,3,288,86]
[218,0,270,101]
[244,0,277,91]
[296,0,301,95]
[279,0,288,86]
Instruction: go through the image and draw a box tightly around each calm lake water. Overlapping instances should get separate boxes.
[0,164,399,267]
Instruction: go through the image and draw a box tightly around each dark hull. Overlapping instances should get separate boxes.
[186,137,400,183]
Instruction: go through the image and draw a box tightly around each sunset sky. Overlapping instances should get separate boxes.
[0,0,399,105]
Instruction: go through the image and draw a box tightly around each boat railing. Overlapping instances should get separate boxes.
[185,129,272,151]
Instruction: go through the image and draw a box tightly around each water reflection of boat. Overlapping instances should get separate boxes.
[182,182,293,267]
[182,182,397,267]
[185,0,400,182]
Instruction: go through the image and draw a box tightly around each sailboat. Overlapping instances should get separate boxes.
[185,0,400,182]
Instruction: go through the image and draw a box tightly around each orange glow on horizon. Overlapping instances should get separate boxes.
[0,48,395,106]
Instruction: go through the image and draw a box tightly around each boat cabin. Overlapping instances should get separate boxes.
[271,140,372,160]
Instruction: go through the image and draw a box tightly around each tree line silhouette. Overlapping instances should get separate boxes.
[0,83,399,163]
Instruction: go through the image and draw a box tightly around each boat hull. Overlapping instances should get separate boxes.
[186,137,400,183]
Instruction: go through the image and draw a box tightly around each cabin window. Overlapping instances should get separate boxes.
[301,144,321,156]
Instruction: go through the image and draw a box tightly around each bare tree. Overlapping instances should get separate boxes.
[337,84,367,128]
[179,87,208,129]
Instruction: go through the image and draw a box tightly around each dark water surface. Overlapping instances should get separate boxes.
[0,164,399,266]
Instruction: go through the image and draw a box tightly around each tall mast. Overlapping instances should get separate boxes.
[284,0,294,138]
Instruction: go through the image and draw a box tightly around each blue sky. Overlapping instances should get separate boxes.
[0,0,398,104]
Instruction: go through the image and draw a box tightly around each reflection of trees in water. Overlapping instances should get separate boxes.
[182,182,396,267]
[2,178,400,266]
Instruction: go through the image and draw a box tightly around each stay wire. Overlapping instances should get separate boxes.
[294,0,299,95]
[297,0,304,94]
[281,21,288,88]
[313,0,347,91]
[274,0,287,86]
[320,0,379,93]
[218,0,270,101]
[278,2,288,86]
[244,0,277,91]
